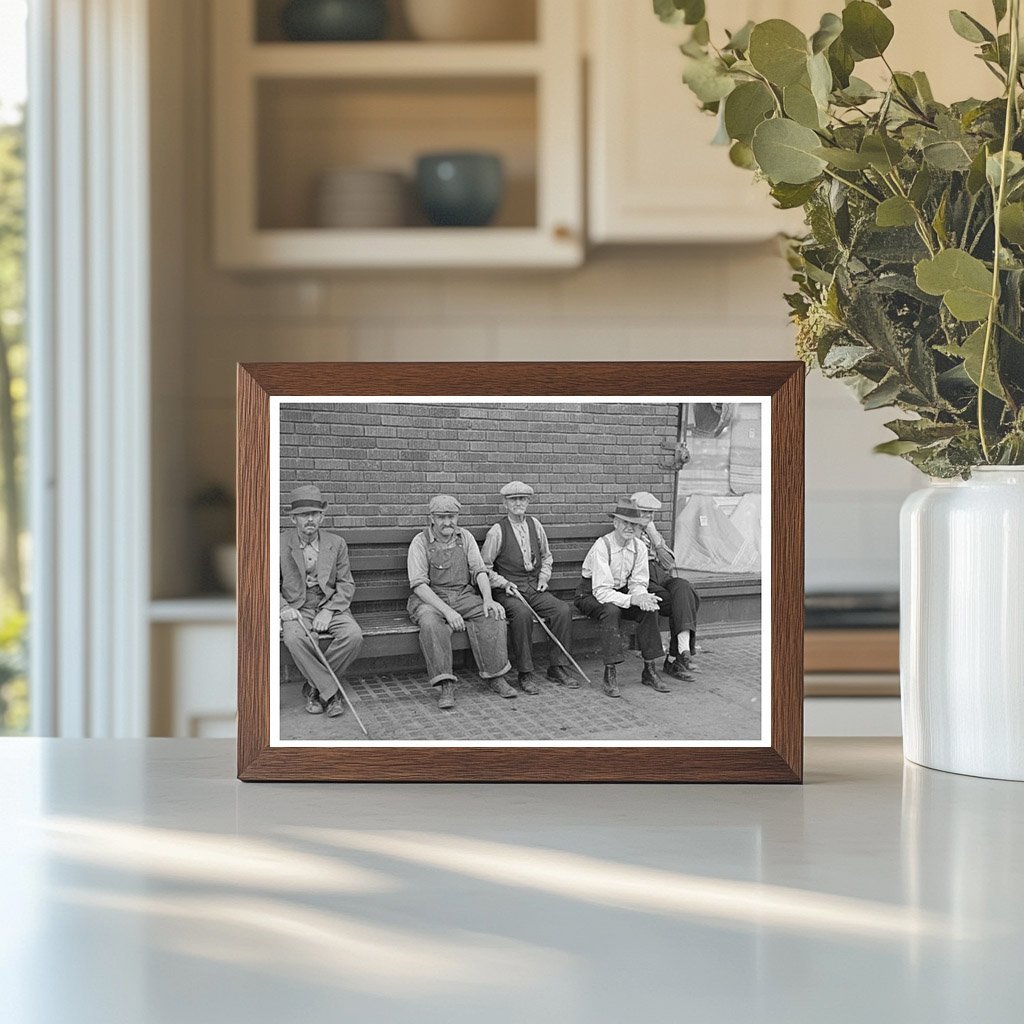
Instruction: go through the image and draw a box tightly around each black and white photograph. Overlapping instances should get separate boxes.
[270,396,769,747]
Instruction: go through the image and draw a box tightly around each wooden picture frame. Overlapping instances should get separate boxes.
[237,362,804,782]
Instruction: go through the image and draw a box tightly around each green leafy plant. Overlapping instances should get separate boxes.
[658,0,1024,476]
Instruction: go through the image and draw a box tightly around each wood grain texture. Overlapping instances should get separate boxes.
[236,361,805,783]
[804,629,899,674]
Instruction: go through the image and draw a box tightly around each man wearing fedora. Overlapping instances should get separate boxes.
[575,498,668,698]
[481,481,575,694]
[631,490,700,682]
[407,494,513,710]
[280,484,363,718]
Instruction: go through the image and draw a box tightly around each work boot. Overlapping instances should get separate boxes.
[517,671,540,695]
[680,650,700,673]
[437,681,455,710]
[603,665,621,698]
[303,683,324,715]
[547,665,578,688]
[662,656,695,682]
[642,661,671,692]
[489,676,518,699]
[324,691,346,717]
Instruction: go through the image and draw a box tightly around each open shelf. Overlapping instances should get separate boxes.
[254,0,538,45]
[212,0,581,268]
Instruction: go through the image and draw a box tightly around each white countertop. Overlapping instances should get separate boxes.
[1,738,1020,1023]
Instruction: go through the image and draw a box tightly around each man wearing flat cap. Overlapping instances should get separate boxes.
[407,494,513,710]
[481,481,574,693]
[631,490,700,681]
[280,485,363,718]
[575,498,667,698]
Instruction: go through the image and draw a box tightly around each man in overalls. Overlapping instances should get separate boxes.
[631,490,700,682]
[575,498,667,698]
[481,480,575,693]
[407,494,514,710]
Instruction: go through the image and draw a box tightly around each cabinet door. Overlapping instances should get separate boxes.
[588,0,1000,244]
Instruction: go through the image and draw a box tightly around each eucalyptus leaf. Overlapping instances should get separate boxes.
[810,13,843,54]
[874,439,922,455]
[683,57,736,104]
[827,35,855,89]
[724,20,755,53]
[723,81,775,145]
[692,19,710,45]
[784,80,824,129]
[842,1,895,59]
[941,325,1006,398]
[813,146,872,170]
[912,71,935,104]
[923,140,973,171]
[808,52,833,110]
[967,144,991,194]
[860,133,904,173]
[862,374,903,409]
[876,197,918,228]
[986,150,1024,190]
[729,141,757,169]
[993,0,1007,24]
[948,10,994,44]
[915,250,994,322]
[999,203,1024,245]
[653,0,705,26]
[770,180,820,209]
[748,20,809,87]
[751,118,828,184]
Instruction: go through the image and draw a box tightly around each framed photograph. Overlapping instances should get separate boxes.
[237,362,803,782]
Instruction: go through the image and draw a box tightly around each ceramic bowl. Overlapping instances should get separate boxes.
[415,152,504,227]
[281,0,388,42]
[403,0,534,42]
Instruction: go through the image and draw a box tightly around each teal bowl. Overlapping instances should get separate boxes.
[415,153,505,228]
[281,0,388,41]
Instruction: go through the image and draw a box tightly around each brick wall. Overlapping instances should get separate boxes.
[279,401,680,532]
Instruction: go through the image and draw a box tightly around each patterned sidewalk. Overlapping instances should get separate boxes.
[280,634,762,743]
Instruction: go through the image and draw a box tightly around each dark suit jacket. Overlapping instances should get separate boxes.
[280,529,356,614]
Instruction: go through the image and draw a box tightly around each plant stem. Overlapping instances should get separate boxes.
[822,167,880,205]
[979,0,1020,462]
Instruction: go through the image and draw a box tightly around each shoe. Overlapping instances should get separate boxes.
[663,657,695,682]
[680,651,700,673]
[517,672,540,695]
[489,677,518,699]
[642,662,671,692]
[603,665,621,698]
[437,681,455,710]
[547,665,578,688]
[303,683,324,715]
[324,692,346,717]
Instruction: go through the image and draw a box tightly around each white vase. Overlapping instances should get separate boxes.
[900,466,1024,780]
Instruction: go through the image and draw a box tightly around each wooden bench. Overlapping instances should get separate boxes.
[282,525,761,677]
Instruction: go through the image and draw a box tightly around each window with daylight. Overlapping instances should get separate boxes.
[0,0,28,734]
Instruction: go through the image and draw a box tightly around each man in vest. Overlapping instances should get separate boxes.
[280,484,364,717]
[481,481,575,694]
[575,498,667,698]
[631,490,700,681]
[407,494,514,710]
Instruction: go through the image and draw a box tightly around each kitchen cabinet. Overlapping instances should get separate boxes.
[586,0,998,244]
[211,0,583,269]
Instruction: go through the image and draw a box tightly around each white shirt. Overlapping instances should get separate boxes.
[581,533,651,609]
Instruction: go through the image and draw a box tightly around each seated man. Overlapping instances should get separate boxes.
[280,484,364,718]
[481,480,575,694]
[407,494,514,711]
[631,490,701,681]
[575,498,667,698]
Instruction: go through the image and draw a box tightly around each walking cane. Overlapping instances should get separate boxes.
[510,589,593,687]
[297,618,370,738]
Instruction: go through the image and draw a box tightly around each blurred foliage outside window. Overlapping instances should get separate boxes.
[1,2,28,733]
